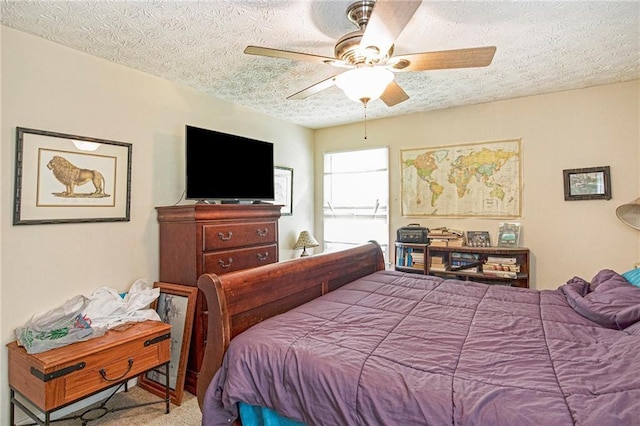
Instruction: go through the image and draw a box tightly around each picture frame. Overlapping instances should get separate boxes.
[497,222,521,247]
[563,166,611,201]
[138,282,197,406]
[466,231,492,247]
[274,166,293,216]
[13,127,132,225]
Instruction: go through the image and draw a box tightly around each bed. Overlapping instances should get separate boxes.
[196,242,640,425]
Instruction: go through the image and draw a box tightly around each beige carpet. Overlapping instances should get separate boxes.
[53,386,201,425]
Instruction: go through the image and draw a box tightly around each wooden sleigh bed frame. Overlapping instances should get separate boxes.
[195,241,385,408]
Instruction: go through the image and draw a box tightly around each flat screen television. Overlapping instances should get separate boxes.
[185,125,275,202]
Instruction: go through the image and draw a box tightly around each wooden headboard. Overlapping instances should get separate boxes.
[195,241,385,408]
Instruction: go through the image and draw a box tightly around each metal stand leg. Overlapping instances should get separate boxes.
[11,364,171,426]
[10,388,48,426]
[10,388,15,426]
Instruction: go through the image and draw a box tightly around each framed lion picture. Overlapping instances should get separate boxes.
[13,127,132,225]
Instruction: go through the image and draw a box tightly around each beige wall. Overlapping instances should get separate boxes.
[315,80,640,290]
[0,26,314,423]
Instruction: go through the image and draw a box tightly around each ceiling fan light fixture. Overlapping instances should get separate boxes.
[335,66,394,104]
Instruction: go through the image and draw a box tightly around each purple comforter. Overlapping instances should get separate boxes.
[203,270,640,425]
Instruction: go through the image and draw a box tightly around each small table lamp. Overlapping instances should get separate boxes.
[294,231,319,257]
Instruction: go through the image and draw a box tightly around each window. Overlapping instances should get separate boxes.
[323,147,389,261]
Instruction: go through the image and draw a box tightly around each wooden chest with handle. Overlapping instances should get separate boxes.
[8,320,171,414]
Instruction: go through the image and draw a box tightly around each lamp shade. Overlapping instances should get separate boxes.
[616,197,640,230]
[335,66,394,104]
[293,231,319,257]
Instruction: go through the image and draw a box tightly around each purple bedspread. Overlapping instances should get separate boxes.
[203,270,640,425]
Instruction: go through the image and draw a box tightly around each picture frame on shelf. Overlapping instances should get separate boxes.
[497,222,521,247]
[274,166,293,216]
[563,166,611,201]
[13,127,132,225]
[138,282,197,406]
[466,231,492,247]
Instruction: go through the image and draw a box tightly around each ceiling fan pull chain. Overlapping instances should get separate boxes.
[363,101,368,140]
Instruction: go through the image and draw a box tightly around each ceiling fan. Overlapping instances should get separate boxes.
[244,0,496,107]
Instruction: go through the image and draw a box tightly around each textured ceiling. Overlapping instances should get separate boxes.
[1,0,639,129]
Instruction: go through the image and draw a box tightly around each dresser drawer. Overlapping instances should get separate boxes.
[203,221,276,251]
[61,339,169,403]
[203,244,277,274]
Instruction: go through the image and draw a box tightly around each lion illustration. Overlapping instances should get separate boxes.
[47,155,106,197]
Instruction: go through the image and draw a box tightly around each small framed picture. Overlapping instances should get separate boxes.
[138,282,197,406]
[497,222,521,247]
[563,166,611,201]
[466,231,492,247]
[13,127,132,225]
[274,166,293,216]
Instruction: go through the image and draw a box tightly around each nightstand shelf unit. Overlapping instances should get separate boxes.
[426,245,530,288]
[394,242,428,274]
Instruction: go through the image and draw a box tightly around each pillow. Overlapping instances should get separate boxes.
[622,268,640,288]
[561,269,640,329]
[589,269,621,292]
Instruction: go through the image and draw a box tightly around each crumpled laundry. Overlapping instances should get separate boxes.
[16,279,161,354]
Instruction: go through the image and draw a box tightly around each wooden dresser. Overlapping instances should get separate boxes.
[156,204,281,394]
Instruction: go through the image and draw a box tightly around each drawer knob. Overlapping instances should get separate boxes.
[218,231,233,241]
[99,358,133,382]
[218,258,233,268]
[256,228,269,237]
[257,252,269,262]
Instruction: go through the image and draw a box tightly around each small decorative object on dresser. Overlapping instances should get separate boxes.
[139,282,197,406]
[497,222,521,247]
[13,127,132,225]
[563,166,611,201]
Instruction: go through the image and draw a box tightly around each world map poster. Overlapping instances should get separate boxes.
[401,139,522,218]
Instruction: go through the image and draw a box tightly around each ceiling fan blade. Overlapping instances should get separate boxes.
[390,46,497,72]
[360,0,422,56]
[245,45,345,67]
[380,81,409,107]
[287,75,338,100]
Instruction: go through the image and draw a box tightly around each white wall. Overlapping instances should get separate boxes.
[315,80,640,290]
[0,26,314,424]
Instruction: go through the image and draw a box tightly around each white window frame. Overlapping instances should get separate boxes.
[323,147,389,261]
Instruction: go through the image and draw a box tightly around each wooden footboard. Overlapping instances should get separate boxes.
[196,241,385,408]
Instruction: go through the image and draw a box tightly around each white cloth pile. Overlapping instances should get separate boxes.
[16,279,161,354]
